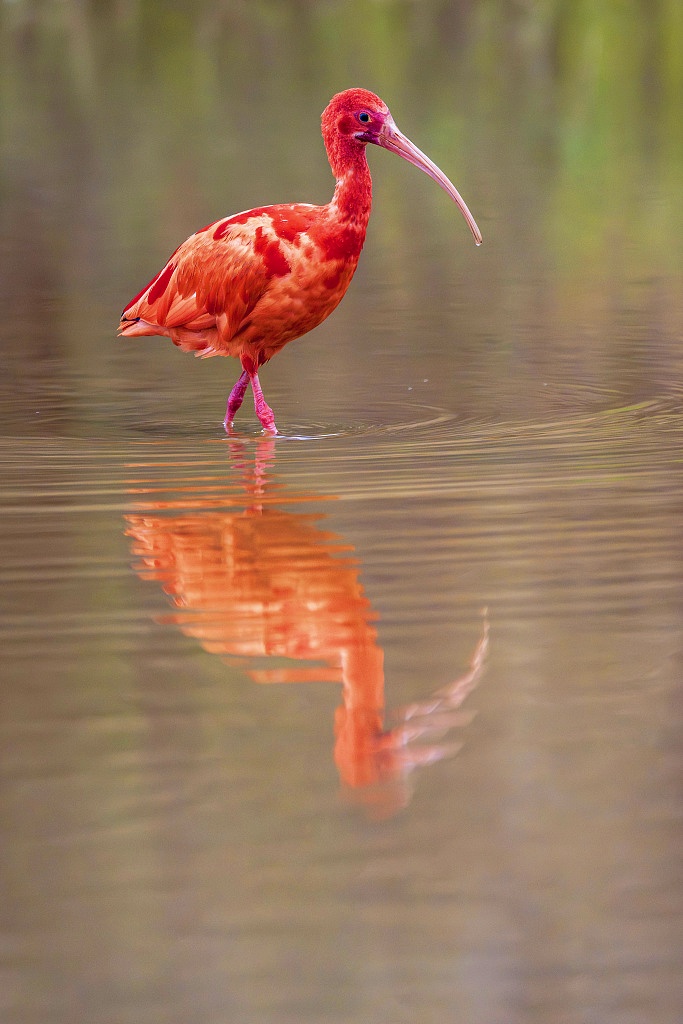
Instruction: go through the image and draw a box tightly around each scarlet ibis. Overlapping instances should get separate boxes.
[119,88,482,434]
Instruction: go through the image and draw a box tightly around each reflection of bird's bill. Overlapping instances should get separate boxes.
[389,609,487,749]
[338,611,489,818]
[400,610,489,724]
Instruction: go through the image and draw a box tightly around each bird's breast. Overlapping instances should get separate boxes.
[239,240,359,360]
[223,209,367,357]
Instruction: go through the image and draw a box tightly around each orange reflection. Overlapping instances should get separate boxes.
[125,437,486,816]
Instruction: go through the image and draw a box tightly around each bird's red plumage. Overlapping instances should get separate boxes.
[119,200,367,363]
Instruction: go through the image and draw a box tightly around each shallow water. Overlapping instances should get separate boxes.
[2,4,683,1023]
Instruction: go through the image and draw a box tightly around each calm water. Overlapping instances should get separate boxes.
[1,4,682,1023]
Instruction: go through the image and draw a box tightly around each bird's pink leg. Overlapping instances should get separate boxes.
[249,370,277,435]
[224,370,249,430]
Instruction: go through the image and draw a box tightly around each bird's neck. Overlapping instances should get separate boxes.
[329,151,373,229]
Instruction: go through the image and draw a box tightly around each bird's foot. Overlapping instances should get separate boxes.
[223,409,277,435]
[255,397,277,434]
[225,370,249,429]
[259,417,278,436]
[249,370,278,434]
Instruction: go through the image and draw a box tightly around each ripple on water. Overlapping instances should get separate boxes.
[2,393,681,502]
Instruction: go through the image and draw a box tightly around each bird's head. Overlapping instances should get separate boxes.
[322,88,482,245]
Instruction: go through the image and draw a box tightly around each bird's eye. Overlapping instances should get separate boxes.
[357,111,371,124]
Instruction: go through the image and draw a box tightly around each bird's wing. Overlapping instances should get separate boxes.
[120,213,292,339]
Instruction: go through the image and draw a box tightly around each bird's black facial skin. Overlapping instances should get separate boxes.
[353,109,385,144]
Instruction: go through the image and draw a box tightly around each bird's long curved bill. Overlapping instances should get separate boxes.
[378,122,483,245]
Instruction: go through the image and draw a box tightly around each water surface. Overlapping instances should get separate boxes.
[1,4,682,1022]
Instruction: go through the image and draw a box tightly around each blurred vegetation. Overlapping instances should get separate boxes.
[0,0,681,384]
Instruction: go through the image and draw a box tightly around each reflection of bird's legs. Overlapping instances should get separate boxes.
[224,370,249,430]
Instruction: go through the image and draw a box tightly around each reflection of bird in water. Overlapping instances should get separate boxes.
[118,88,481,433]
[125,438,487,817]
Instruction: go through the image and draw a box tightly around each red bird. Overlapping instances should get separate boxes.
[119,88,482,434]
